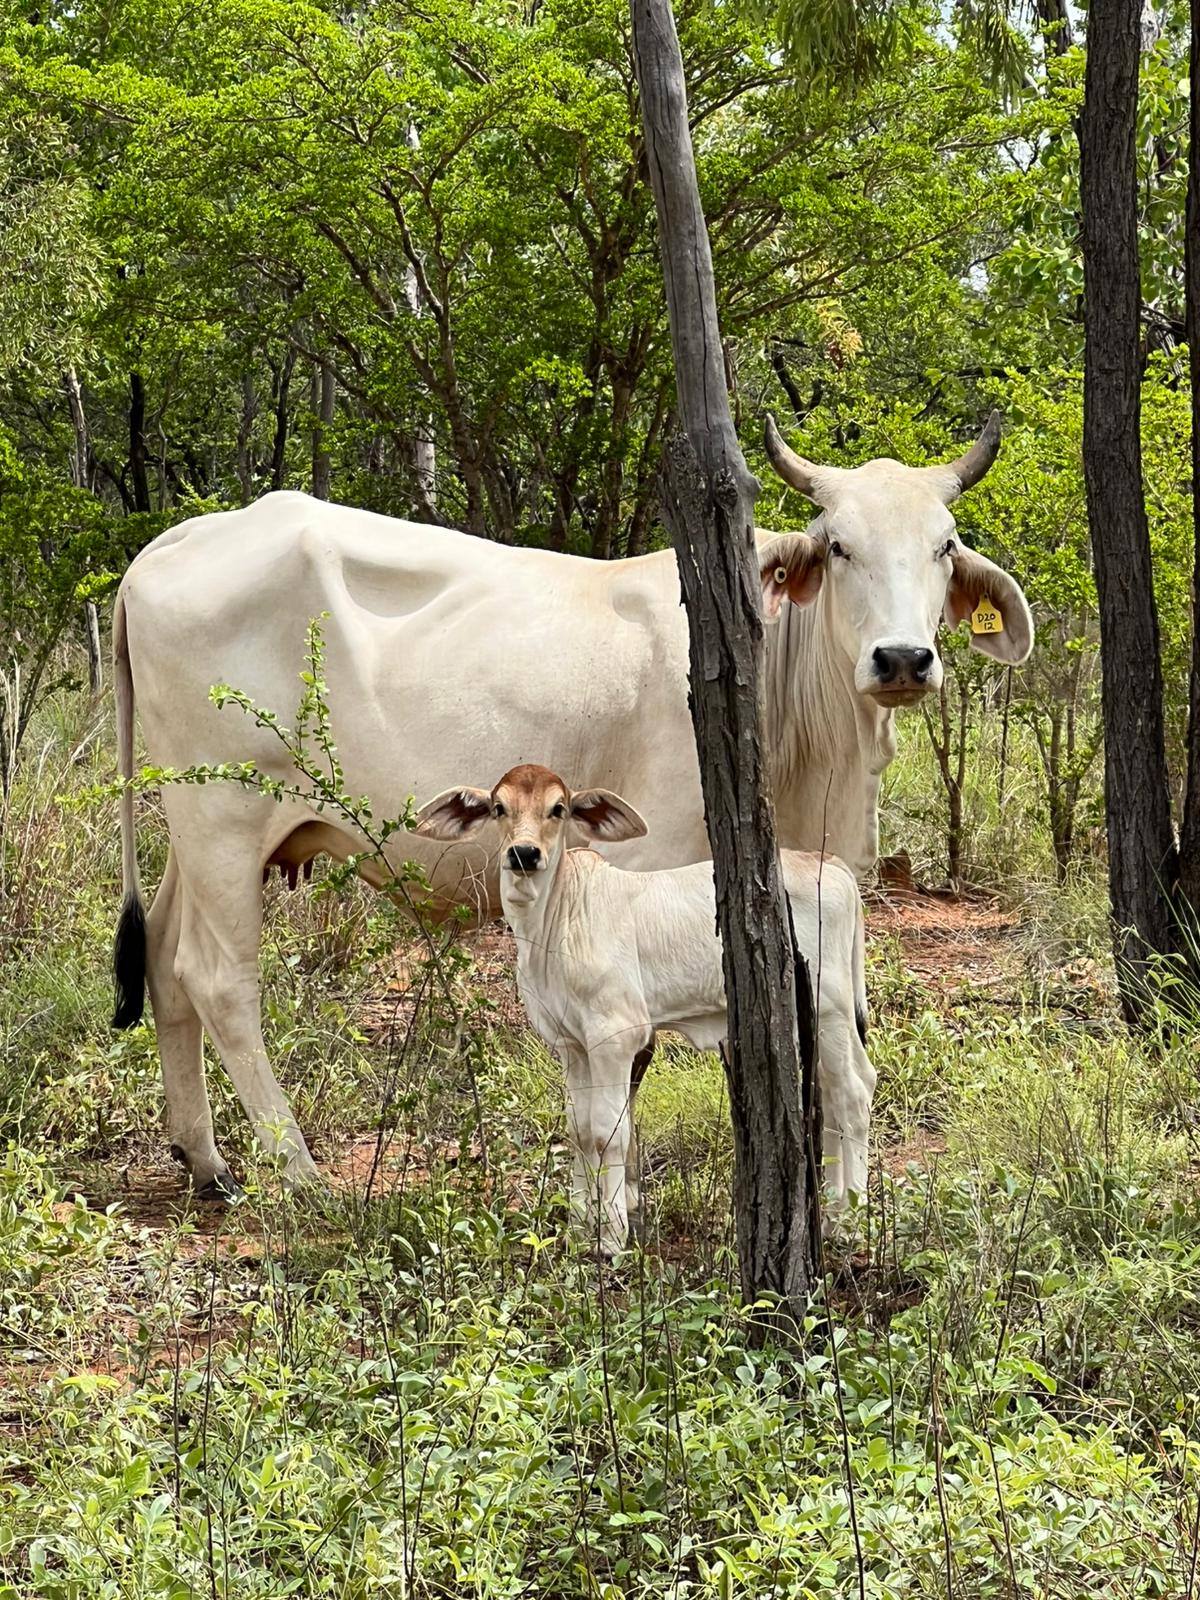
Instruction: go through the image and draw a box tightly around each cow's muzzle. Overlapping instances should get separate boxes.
[867,645,935,704]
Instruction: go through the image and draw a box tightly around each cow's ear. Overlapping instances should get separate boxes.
[569,788,648,843]
[415,787,493,841]
[945,547,1033,665]
[758,533,825,622]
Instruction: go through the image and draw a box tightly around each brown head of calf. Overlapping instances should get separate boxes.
[416,763,646,902]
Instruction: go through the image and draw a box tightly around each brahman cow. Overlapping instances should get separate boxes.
[417,763,875,1256]
[110,417,1030,1195]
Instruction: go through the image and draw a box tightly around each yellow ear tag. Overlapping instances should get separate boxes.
[971,595,1003,635]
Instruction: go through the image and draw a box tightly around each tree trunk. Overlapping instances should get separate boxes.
[1037,0,1074,56]
[404,124,438,520]
[1080,0,1180,1021]
[270,346,297,491]
[311,358,336,501]
[923,677,967,891]
[129,372,151,513]
[1179,0,1200,917]
[64,367,102,696]
[235,372,258,505]
[632,0,820,1335]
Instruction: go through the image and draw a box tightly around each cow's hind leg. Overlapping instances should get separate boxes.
[173,847,320,1186]
[145,853,240,1199]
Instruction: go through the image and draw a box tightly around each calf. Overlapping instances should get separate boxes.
[417,764,876,1258]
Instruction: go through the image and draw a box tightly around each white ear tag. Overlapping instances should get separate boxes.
[971,595,1003,635]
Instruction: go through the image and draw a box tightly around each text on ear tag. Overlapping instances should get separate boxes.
[971,595,1003,635]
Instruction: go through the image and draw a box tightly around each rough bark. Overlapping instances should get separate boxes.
[1179,0,1200,917]
[64,367,102,696]
[1081,0,1180,1019]
[632,0,819,1334]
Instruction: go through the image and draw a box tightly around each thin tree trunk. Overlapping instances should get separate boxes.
[311,358,335,501]
[1037,0,1074,56]
[997,666,1013,815]
[404,124,438,520]
[1081,0,1180,1020]
[951,677,968,888]
[632,0,819,1336]
[235,372,258,505]
[270,346,297,491]
[1179,0,1200,916]
[129,372,151,513]
[64,367,102,696]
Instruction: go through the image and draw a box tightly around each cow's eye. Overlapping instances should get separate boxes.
[937,539,955,560]
[493,802,506,818]
[829,540,848,560]
[550,802,566,820]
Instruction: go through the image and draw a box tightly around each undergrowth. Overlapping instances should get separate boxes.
[0,688,1197,1596]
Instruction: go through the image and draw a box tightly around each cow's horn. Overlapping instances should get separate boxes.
[764,415,826,503]
[945,410,1001,494]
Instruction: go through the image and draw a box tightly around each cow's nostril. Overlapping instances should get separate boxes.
[507,844,542,873]
[872,646,897,682]
[912,648,934,680]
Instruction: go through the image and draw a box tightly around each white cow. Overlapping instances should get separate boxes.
[110,418,1030,1196]
[417,763,875,1256]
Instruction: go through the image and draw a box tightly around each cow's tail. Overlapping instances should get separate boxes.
[111,589,146,1029]
[851,876,868,1048]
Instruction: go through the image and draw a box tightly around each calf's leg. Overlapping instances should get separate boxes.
[816,1010,877,1211]
[565,1040,638,1259]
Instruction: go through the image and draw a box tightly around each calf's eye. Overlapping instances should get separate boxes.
[493,803,506,818]
[550,802,566,820]
[938,539,955,559]
[773,565,788,584]
[829,540,847,560]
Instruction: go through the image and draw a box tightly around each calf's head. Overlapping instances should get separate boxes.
[416,764,646,905]
[759,412,1033,706]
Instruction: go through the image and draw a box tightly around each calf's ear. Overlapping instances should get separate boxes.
[945,547,1034,665]
[570,788,648,843]
[415,787,493,841]
[758,533,825,622]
